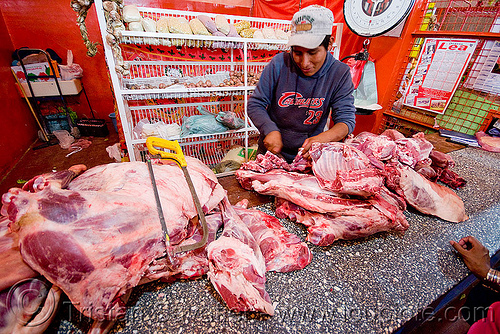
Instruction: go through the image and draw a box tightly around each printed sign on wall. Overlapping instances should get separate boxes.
[463,17,500,95]
[403,38,478,114]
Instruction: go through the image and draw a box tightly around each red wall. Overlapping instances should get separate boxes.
[1,1,115,120]
[0,0,250,177]
[0,7,38,178]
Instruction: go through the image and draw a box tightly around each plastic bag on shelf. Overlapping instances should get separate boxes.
[216,111,244,129]
[180,110,228,137]
[142,18,156,32]
[180,115,228,137]
[133,118,182,139]
[132,118,150,139]
[128,21,144,32]
[215,15,230,35]
[157,122,181,139]
[197,15,218,34]
[143,121,181,138]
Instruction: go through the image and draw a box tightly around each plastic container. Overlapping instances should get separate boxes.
[109,113,118,133]
[76,118,109,137]
[45,113,71,133]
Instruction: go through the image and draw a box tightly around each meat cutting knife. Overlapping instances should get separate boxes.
[146,137,209,255]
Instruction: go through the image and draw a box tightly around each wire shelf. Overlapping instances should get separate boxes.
[128,99,248,132]
[119,7,292,51]
[134,130,259,168]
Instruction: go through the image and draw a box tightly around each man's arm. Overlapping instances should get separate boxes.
[247,57,281,137]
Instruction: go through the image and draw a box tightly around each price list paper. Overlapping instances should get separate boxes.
[404,38,478,114]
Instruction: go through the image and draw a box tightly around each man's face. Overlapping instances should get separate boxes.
[291,45,327,77]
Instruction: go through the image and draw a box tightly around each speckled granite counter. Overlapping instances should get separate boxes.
[51,147,500,334]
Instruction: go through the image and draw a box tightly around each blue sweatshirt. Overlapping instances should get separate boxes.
[248,51,356,162]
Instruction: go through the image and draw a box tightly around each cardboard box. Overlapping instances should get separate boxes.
[11,61,60,83]
[16,79,82,97]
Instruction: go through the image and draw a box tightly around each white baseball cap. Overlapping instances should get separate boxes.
[288,5,334,49]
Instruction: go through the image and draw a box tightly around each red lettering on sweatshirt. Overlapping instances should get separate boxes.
[278,92,325,109]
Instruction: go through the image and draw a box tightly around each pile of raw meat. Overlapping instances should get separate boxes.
[0,130,469,332]
[0,157,311,333]
[236,130,468,246]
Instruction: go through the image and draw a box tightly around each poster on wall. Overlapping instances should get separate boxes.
[403,38,478,114]
[463,17,500,95]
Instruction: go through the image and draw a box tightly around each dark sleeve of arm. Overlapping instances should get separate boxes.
[330,67,356,135]
[247,59,280,136]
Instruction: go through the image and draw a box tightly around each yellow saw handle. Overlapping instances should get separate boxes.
[146,137,187,168]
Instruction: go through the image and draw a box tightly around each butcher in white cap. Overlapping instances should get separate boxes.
[248,5,356,162]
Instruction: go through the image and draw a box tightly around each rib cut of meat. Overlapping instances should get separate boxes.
[1,159,226,320]
[240,151,291,173]
[328,168,384,197]
[309,142,371,185]
[394,136,432,168]
[437,168,466,190]
[235,169,369,213]
[240,151,309,173]
[275,198,408,246]
[398,167,468,222]
[368,187,408,228]
[309,142,386,196]
[234,200,312,272]
[207,198,274,315]
[345,131,397,169]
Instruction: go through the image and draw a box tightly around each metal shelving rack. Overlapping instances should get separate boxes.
[93,0,343,168]
[14,49,73,140]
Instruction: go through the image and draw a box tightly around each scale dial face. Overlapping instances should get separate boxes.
[343,0,415,37]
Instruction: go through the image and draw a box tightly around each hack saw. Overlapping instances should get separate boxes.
[145,137,209,257]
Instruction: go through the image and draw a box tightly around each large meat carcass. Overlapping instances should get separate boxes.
[1,157,312,331]
[2,159,225,320]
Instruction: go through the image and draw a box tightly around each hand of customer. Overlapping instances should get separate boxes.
[450,236,491,279]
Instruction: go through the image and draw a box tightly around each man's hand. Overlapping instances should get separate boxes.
[450,236,491,279]
[299,122,349,159]
[264,131,283,155]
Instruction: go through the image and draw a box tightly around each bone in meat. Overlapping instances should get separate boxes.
[207,198,274,315]
[233,200,312,272]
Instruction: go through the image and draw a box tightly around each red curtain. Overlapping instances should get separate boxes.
[252,0,366,60]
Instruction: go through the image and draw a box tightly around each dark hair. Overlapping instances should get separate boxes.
[320,35,331,50]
